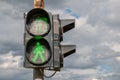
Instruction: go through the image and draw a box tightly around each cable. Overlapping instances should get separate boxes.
[39,69,57,78]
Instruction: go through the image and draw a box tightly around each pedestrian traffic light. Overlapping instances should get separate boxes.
[24,8,54,68]
[24,8,76,71]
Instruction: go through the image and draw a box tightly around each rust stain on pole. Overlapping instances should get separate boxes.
[34,0,44,9]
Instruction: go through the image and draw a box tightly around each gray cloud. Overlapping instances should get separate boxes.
[45,0,67,9]
[0,69,32,80]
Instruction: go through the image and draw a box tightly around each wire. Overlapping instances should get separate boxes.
[39,69,57,78]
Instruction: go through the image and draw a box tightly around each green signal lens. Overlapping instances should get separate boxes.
[26,39,51,65]
[32,42,45,63]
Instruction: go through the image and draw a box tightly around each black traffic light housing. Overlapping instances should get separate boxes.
[52,15,76,71]
[24,8,54,69]
[60,19,76,57]
[24,8,76,71]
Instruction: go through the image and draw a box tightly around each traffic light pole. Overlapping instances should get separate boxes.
[34,0,44,9]
[33,68,44,80]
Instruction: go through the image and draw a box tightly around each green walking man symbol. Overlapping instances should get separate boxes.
[32,42,45,63]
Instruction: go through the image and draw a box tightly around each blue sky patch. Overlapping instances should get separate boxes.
[65,8,80,19]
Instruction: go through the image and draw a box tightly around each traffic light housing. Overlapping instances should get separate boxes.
[24,8,76,71]
[52,15,76,70]
[24,8,54,68]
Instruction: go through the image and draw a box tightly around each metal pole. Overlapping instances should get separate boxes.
[33,68,44,80]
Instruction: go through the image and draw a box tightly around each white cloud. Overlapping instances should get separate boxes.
[0,51,22,69]
[116,57,120,62]
[111,44,120,52]
[101,42,120,53]
[0,51,32,80]
[68,68,97,75]
[76,16,88,28]
[92,78,98,80]
[47,68,98,80]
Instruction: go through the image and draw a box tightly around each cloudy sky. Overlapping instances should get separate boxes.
[0,0,120,80]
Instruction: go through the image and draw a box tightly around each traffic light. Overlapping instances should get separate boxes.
[24,8,54,68]
[24,8,76,71]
